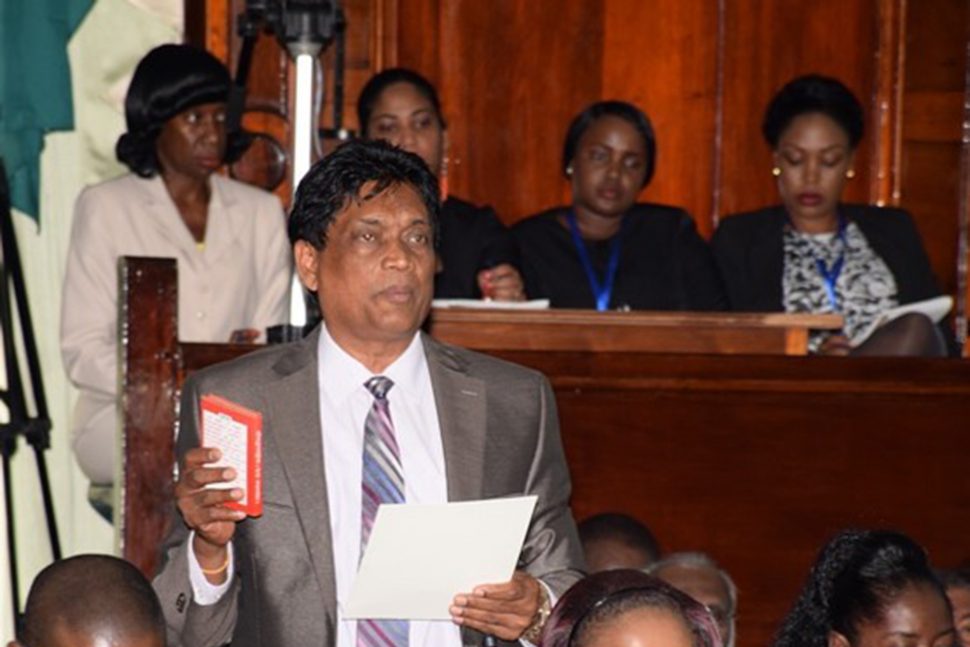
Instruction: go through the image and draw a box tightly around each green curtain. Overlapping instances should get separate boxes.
[0,0,93,222]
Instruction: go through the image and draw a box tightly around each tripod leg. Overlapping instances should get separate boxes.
[31,443,61,560]
[2,446,21,631]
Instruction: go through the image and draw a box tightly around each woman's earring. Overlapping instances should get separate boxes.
[440,138,450,200]
[566,166,574,176]
[772,167,781,177]
[846,168,856,179]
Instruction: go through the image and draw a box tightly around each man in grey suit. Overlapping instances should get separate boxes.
[153,139,584,646]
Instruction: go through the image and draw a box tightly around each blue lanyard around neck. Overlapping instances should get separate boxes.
[566,210,624,312]
[812,214,848,312]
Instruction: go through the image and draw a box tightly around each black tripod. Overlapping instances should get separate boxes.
[0,159,62,627]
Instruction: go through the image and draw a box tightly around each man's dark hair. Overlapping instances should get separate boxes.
[19,554,165,646]
[357,67,446,137]
[772,530,948,647]
[578,512,661,563]
[762,74,864,150]
[562,100,657,187]
[287,139,441,250]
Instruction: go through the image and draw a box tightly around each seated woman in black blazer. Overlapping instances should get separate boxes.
[357,68,524,301]
[512,101,725,311]
[712,75,950,356]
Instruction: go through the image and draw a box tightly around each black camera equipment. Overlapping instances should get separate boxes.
[0,159,62,628]
[229,0,350,143]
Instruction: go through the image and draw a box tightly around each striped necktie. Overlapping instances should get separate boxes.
[358,376,408,646]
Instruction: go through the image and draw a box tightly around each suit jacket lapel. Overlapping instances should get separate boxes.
[422,334,486,502]
[264,328,337,632]
[138,175,201,260]
[202,176,245,265]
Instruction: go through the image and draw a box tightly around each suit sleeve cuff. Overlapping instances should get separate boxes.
[519,580,557,647]
[187,531,235,606]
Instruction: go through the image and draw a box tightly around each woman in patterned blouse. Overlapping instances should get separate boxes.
[711,75,951,356]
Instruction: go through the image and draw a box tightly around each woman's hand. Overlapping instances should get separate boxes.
[229,328,260,344]
[818,334,852,356]
[477,264,526,302]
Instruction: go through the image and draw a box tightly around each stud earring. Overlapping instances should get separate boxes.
[566,166,574,176]
[846,169,856,179]
[772,167,781,177]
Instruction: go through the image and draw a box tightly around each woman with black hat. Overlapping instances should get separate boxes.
[60,44,291,517]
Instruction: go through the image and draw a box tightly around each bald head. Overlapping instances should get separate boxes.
[648,552,737,647]
[14,555,164,647]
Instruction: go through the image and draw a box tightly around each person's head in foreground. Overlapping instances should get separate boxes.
[772,529,954,647]
[11,554,165,647]
[540,569,722,647]
[648,552,738,647]
[938,567,970,647]
[289,139,440,368]
[579,512,661,573]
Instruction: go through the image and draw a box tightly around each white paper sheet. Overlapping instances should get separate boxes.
[343,496,538,620]
[852,295,953,346]
[431,298,550,310]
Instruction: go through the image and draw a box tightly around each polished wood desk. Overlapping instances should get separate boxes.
[119,257,970,647]
[430,308,841,355]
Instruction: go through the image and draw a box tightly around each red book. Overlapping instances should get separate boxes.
[200,394,263,517]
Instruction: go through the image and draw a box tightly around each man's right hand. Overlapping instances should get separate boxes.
[176,447,246,582]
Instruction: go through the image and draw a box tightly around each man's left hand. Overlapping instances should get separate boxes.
[450,570,541,640]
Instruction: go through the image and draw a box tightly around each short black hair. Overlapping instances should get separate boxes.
[938,567,970,592]
[772,530,947,647]
[288,139,441,250]
[115,43,250,177]
[357,67,446,137]
[762,74,865,149]
[578,512,661,563]
[562,100,656,187]
[541,570,722,647]
[20,554,164,647]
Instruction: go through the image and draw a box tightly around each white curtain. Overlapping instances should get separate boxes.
[0,0,181,639]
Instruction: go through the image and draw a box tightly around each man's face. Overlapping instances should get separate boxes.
[295,182,435,359]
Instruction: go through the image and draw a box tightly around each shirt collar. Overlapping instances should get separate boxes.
[317,324,428,404]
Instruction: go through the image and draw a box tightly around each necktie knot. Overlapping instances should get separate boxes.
[365,376,394,400]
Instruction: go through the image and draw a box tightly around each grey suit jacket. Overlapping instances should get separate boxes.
[153,327,584,647]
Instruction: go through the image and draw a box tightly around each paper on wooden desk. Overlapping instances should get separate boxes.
[343,496,538,620]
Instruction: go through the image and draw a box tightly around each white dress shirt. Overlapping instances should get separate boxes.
[189,324,462,646]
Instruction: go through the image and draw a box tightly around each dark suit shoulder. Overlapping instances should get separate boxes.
[714,206,786,236]
[186,335,314,395]
[422,335,546,386]
[442,195,499,223]
[512,202,692,235]
[841,203,916,231]
[627,202,692,221]
[510,207,564,238]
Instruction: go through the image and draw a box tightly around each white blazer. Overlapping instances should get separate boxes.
[60,173,292,484]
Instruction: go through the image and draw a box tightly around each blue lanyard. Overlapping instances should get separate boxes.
[812,215,848,311]
[566,211,624,312]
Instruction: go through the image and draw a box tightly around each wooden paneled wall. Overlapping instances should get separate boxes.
[191,0,970,333]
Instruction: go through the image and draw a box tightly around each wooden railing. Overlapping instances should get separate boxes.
[119,256,970,647]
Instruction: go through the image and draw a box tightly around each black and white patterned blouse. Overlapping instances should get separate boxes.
[782,221,898,351]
